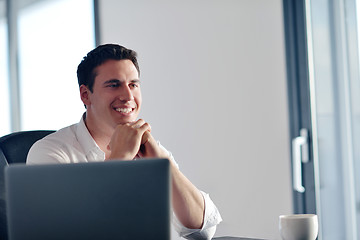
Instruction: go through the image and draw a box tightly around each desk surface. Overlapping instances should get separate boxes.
[213,237,267,240]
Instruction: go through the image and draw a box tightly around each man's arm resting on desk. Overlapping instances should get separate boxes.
[139,133,205,229]
[171,159,205,229]
[139,134,222,239]
[173,190,222,240]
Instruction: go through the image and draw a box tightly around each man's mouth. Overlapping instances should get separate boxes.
[115,107,134,114]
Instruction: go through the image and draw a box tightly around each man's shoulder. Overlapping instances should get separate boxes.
[29,122,82,155]
[27,123,81,164]
[39,123,78,145]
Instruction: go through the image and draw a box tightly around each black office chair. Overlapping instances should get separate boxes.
[0,130,55,240]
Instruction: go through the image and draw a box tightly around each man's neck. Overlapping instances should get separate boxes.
[83,113,113,156]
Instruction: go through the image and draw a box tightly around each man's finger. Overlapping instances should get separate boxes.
[138,122,151,133]
[129,119,145,127]
[141,130,151,145]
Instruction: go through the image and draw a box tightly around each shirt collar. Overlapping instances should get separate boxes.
[76,113,105,161]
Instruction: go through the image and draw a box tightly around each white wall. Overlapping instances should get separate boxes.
[98,0,292,239]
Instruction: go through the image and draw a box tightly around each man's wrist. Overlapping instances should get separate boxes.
[107,151,134,161]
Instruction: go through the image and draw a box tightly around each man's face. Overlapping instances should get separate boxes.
[81,59,142,131]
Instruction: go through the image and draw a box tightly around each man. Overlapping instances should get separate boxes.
[27,44,222,239]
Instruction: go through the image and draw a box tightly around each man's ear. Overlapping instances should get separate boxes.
[80,85,91,106]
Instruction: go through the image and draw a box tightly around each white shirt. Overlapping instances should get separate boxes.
[27,115,222,240]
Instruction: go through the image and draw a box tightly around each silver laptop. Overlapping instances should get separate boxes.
[5,158,170,240]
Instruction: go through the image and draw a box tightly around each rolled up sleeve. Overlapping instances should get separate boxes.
[172,191,222,240]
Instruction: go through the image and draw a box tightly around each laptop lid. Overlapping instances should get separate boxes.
[5,158,170,240]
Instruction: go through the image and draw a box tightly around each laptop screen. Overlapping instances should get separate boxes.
[5,159,170,240]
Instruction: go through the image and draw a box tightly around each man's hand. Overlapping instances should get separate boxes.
[106,119,151,160]
[137,131,169,159]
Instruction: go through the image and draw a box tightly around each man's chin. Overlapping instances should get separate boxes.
[115,118,137,125]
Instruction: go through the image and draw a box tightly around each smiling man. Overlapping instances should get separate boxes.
[27,44,222,239]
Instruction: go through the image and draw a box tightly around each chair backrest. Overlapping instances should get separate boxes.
[0,130,55,240]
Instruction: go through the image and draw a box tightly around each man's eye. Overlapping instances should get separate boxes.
[130,83,139,88]
[107,83,119,88]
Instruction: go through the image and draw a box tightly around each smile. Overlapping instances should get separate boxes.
[115,107,134,114]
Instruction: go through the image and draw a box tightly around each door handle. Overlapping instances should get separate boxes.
[292,128,309,193]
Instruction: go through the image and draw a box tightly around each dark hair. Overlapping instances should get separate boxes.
[77,44,140,92]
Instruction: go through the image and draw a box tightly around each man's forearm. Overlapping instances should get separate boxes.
[170,162,205,229]
[140,132,205,228]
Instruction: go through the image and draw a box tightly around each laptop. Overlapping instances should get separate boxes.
[5,158,170,240]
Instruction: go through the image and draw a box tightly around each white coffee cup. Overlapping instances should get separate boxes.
[279,214,318,240]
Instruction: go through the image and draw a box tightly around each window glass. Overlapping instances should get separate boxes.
[18,0,95,131]
[0,13,11,136]
[309,0,360,239]
[354,0,360,235]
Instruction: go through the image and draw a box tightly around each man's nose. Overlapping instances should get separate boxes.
[118,86,133,101]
